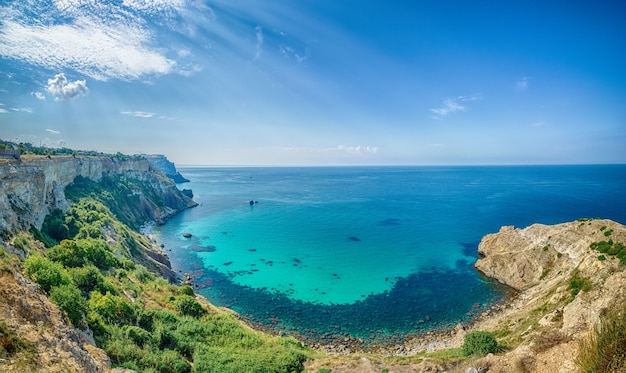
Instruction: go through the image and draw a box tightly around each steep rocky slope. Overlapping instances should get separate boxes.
[0,155,196,235]
[471,218,626,372]
[0,266,110,372]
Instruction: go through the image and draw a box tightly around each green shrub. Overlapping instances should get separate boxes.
[141,348,191,373]
[122,325,153,348]
[50,283,88,325]
[179,285,194,296]
[462,331,498,356]
[568,270,592,303]
[134,265,155,283]
[12,235,30,251]
[69,265,116,297]
[175,295,205,318]
[41,208,70,243]
[48,238,118,269]
[23,254,71,293]
[89,291,137,326]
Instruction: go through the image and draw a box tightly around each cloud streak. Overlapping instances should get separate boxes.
[337,145,379,155]
[254,26,264,61]
[47,73,88,100]
[430,94,481,119]
[0,0,191,80]
[121,111,156,118]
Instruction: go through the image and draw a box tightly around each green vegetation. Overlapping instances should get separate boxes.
[590,239,626,264]
[24,187,309,372]
[462,331,499,356]
[65,174,163,230]
[567,270,592,303]
[576,300,626,372]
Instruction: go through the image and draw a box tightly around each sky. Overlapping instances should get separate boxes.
[1,0,625,166]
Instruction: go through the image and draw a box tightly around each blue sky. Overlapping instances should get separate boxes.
[1,0,625,165]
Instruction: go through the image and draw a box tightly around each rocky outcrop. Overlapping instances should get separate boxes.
[0,155,196,235]
[142,154,189,183]
[471,219,626,373]
[475,219,626,291]
[0,270,110,372]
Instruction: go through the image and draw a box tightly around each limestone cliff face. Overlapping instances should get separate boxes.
[475,219,626,291]
[0,155,196,235]
[471,219,626,373]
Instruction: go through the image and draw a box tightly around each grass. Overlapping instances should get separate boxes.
[576,300,626,372]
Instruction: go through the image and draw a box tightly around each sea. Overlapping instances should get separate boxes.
[153,165,626,346]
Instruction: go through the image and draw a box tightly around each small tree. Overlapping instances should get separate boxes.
[463,331,498,356]
[50,283,87,325]
[175,295,205,318]
[23,254,70,293]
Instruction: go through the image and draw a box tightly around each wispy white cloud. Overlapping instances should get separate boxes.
[337,145,379,155]
[0,0,193,80]
[11,107,33,113]
[530,120,545,127]
[430,94,482,119]
[32,91,46,100]
[516,77,529,92]
[0,104,7,114]
[46,128,60,135]
[279,44,310,64]
[254,26,264,61]
[47,73,88,100]
[121,111,156,118]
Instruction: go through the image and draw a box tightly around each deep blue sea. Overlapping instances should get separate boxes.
[153,165,626,346]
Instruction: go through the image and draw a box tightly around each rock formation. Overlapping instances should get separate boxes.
[0,155,196,235]
[470,218,626,372]
[142,154,190,183]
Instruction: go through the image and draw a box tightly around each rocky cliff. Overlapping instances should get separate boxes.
[0,155,196,236]
[469,219,626,372]
[142,154,189,183]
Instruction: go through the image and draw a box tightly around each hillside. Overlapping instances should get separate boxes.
[0,154,309,372]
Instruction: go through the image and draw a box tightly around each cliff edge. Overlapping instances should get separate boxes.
[470,218,626,372]
[0,155,196,235]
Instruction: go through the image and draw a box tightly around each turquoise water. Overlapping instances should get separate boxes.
[154,165,626,345]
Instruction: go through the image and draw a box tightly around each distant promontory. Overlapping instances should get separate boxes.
[142,154,190,183]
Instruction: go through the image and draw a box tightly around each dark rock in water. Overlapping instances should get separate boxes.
[223,261,233,266]
[249,200,254,205]
[293,258,301,263]
[181,189,194,199]
[349,236,361,242]
[381,218,402,226]
[248,249,257,252]
[190,245,216,252]
[182,232,192,238]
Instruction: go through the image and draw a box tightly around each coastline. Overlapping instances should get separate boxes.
[236,284,519,356]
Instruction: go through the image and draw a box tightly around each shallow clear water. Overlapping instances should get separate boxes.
[154,165,626,345]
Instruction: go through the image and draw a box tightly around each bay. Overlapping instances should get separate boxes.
[154,165,626,345]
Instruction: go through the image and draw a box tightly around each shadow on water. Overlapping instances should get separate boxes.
[175,248,512,348]
[459,241,481,258]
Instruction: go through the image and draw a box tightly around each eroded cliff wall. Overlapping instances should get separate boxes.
[0,155,195,235]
